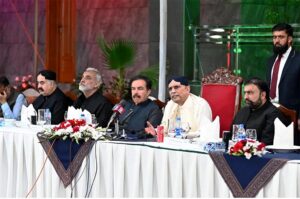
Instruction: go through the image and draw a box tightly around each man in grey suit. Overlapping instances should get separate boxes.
[266,23,300,135]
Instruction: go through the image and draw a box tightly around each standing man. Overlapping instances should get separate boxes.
[117,75,163,139]
[146,76,212,136]
[232,77,289,145]
[73,67,113,127]
[33,70,72,124]
[0,76,27,120]
[266,23,300,131]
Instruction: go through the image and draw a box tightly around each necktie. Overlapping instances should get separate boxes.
[270,55,282,99]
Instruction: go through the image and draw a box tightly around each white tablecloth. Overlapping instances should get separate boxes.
[1,126,300,197]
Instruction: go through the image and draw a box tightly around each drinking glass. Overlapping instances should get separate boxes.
[246,129,257,140]
[167,119,175,137]
[231,124,239,142]
[64,111,68,121]
[37,109,46,126]
[181,122,191,139]
[91,114,98,127]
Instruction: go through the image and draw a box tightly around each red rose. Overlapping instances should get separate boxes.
[72,126,80,132]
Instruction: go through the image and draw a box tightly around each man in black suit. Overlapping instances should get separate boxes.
[73,67,113,127]
[33,70,72,124]
[232,78,288,145]
[266,23,300,132]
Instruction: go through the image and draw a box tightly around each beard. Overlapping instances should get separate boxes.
[273,43,289,55]
[245,98,263,110]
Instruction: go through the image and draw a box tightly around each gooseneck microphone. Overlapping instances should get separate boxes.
[106,99,126,129]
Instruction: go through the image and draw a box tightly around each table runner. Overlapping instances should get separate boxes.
[209,152,288,197]
[37,134,95,187]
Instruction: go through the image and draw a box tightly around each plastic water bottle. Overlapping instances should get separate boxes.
[174,117,182,138]
[80,113,86,121]
[237,124,246,141]
[45,109,51,125]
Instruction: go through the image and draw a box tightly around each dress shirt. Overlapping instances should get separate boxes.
[270,46,291,102]
[1,93,27,120]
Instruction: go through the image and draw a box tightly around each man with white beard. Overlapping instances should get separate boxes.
[73,67,113,127]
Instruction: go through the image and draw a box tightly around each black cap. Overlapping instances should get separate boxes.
[38,70,56,81]
[167,76,189,86]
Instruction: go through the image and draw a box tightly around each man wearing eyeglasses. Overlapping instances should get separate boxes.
[266,23,300,140]
[33,70,72,124]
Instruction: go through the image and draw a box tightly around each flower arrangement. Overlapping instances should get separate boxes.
[13,74,36,91]
[42,119,108,144]
[228,139,266,159]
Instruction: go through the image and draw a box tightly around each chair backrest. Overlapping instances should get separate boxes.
[201,67,243,137]
[22,88,40,104]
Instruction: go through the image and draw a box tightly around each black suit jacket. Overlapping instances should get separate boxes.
[73,91,113,127]
[266,48,300,117]
[33,87,72,124]
[232,101,289,145]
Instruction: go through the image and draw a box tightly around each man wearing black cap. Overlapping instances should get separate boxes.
[33,70,72,124]
[162,76,212,133]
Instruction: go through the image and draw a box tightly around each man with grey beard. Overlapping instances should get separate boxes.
[33,70,72,124]
[231,77,289,145]
[73,67,113,127]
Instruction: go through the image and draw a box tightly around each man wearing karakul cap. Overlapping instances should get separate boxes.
[33,70,72,124]
[146,76,212,137]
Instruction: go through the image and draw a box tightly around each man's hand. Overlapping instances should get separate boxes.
[0,90,7,104]
[145,121,156,136]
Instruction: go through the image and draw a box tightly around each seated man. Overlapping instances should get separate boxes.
[73,67,113,127]
[117,75,163,139]
[0,76,27,120]
[33,70,72,124]
[146,76,212,136]
[232,77,289,145]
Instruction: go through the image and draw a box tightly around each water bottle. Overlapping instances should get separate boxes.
[45,109,51,125]
[237,124,246,141]
[80,113,86,121]
[174,117,182,138]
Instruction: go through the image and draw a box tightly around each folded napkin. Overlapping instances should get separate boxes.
[21,104,36,124]
[67,106,92,124]
[198,116,220,141]
[273,118,294,147]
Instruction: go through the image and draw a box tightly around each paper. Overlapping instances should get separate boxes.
[198,116,220,141]
[273,118,294,147]
[21,104,36,124]
[67,106,92,124]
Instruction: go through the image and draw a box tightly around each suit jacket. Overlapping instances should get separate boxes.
[232,101,289,145]
[73,91,113,127]
[266,48,300,117]
[33,87,72,124]
[118,99,163,139]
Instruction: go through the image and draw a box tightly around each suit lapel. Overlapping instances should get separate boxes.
[279,49,295,84]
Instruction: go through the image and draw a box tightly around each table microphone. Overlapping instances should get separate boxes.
[106,99,126,128]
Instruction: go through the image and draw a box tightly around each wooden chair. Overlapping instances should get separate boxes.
[201,67,243,137]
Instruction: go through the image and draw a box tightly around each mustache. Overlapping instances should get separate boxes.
[38,88,44,92]
[133,94,141,98]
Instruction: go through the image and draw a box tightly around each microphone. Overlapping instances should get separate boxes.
[119,108,134,126]
[106,99,126,128]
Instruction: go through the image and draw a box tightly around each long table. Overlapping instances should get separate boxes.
[1,126,300,197]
